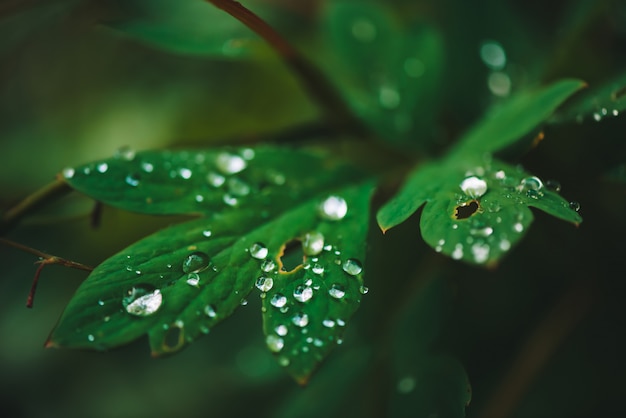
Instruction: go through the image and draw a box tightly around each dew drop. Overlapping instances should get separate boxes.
[123,285,162,317]
[223,194,238,207]
[216,152,247,174]
[329,284,346,299]
[87,334,95,342]
[278,356,290,367]
[359,285,369,295]
[545,180,561,193]
[460,176,488,198]
[255,276,274,292]
[96,163,108,173]
[202,229,212,238]
[311,263,324,275]
[141,162,154,173]
[125,173,140,187]
[323,319,336,328]
[513,222,524,233]
[62,167,75,179]
[275,325,288,336]
[293,285,313,303]
[302,231,324,256]
[261,259,276,273]
[499,239,511,251]
[270,293,287,308]
[452,244,464,260]
[266,334,284,352]
[207,172,226,187]
[182,251,211,274]
[342,258,363,276]
[471,243,490,264]
[249,242,269,260]
[292,312,309,327]
[240,299,248,306]
[319,196,348,221]
[519,176,543,192]
[569,201,581,212]
[479,40,507,70]
[186,273,200,287]
[204,304,217,318]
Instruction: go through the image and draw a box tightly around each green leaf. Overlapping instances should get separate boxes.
[376,162,442,232]
[260,182,373,384]
[453,79,585,155]
[378,155,581,265]
[50,147,374,384]
[324,1,446,147]
[551,71,626,123]
[104,0,264,58]
[61,147,361,216]
[390,276,471,418]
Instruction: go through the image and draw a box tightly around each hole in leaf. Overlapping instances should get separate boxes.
[455,200,480,220]
[162,323,185,352]
[278,239,304,273]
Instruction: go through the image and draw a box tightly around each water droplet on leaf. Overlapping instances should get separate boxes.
[266,335,284,352]
[270,293,287,308]
[255,276,274,292]
[207,172,225,187]
[292,312,309,327]
[125,174,140,187]
[460,176,487,198]
[329,284,346,299]
[186,273,200,287]
[261,259,276,272]
[319,196,348,221]
[342,258,363,276]
[293,285,313,303]
[204,304,217,318]
[216,152,247,174]
[182,251,211,273]
[275,325,288,336]
[249,242,269,259]
[123,285,163,316]
[302,231,324,256]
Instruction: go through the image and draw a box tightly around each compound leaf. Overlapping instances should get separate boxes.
[49,147,374,384]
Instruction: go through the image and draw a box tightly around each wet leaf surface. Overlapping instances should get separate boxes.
[49,147,374,383]
[378,155,581,266]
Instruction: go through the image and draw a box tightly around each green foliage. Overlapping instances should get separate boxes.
[3,0,626,417]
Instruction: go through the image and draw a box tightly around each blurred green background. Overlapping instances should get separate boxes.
[2,0,626,417]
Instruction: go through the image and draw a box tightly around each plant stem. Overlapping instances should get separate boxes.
[206,0,367,136]
[0,177,73,236]
[0,237,93,308]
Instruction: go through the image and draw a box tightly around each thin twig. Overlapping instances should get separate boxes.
[0,238,93,308]
[0,177,73,235]
[206,0,367,136]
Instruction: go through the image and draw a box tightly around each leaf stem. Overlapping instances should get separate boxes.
[206,0,367,136]
[0,177,73,236]
[0,237,93,308]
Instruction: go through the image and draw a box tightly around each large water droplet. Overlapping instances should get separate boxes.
[342,258,363,276]
[266,334,284,352]
[123,285,162,317]
[519,176,544,196]
[270,293,287,308]
[293,285,313,303]
[292,312,309,327]
[216,152,247,174]
[460,176,488,198]
[255,276,274,292]
[329,284,346,299]
[319,196,348,221]
[182,251,211,273]
[249,242,269,259]
[302,231,324,256]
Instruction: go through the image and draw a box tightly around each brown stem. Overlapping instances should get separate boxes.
[0,238,93,308]
[206,0,367,136]
[0,177,73,235]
